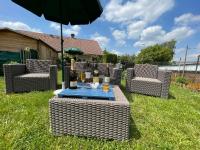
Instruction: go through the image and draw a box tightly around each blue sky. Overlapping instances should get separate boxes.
[0,0,200,61]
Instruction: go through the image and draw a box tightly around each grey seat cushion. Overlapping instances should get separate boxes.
[15,73,49,78]
[131,77,162,97]
[13,73,50,92]
[132,77,161,83]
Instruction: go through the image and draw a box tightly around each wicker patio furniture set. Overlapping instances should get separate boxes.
[3,59,171,140]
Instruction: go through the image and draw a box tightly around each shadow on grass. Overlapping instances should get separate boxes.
[121,84,176,101]
[125,92,134,103]
[120,85,135,103]
[120,85,141,140]
[168,93,176,99]
[129,115,141,140]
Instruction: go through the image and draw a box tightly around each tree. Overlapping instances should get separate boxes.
[118,54,135,64]
[117,54,135,69]
[136,40,175,65]
[161,40,176,50]
[103,50,118,64]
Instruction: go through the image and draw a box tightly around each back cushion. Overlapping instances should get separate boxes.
[75,62,113,75]
[98,63,113,75]
[134,64,158,78]
[26,59,52,73]
[75,62,86,73]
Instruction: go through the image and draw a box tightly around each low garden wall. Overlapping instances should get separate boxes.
[171,71,200,91]
[171,71,200,83]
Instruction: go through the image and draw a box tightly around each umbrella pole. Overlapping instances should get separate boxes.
[60,23,65,89]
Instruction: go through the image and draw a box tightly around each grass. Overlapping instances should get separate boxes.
[0,74,200,149]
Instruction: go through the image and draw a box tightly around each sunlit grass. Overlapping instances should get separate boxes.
[0,76,199,149]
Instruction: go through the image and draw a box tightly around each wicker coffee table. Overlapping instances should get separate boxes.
[49,86,130,140]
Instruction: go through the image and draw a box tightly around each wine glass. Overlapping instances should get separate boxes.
[80,72,86,83]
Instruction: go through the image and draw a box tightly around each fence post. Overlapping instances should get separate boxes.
[195,55,200,82]
[182,45,188,77]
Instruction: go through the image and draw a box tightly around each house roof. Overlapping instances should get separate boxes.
[0,28,102,55]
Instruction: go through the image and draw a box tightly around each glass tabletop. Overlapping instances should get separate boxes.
[58,83,115,101]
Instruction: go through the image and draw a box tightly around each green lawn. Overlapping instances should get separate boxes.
[0,75,200,150]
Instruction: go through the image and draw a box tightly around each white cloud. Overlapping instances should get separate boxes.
[104,0,174,25]
[91,32,110,48]
[175,13,200,26]
[164,26,195,41]
[127,21,146,39]
[110,50,122,56]
[50,22,60,30]
[112,29,126,46]
[140,26,165,41]
[134,26,165,48]
[104,0,175,42]
[50,22,81,36]
[63,25,81,36]
[0,20,41,32]
[134,26,195,48]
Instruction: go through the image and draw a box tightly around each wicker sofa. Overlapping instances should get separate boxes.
[64,62,122,88]
[126,64,172,98]
[3,59,57,93]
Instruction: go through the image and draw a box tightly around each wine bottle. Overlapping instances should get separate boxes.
[69,59,78,89]
[93,63,99,83]
[104,63,110,83]
[85,61,91,83]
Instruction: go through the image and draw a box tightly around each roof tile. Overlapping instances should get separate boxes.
[17,30,103,55]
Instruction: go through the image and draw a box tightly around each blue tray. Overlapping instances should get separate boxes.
[58,83,115,101]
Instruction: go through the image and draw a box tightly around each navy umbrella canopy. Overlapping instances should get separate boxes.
[11,0,102,25]
[64,47,84,55]
[12,0,103,89]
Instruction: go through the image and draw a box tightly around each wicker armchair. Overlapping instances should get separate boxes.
[3,59,57,93]
[126,64,171,98]
[64,62,122,88]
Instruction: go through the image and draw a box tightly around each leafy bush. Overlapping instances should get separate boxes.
[118,54,135,64]
[96,56,103,63]
[103,50,118,64]
[176,76,188,84]
[64,56,71,63]
[118,54,135,69]
[121,70,127,80]
[136,40,175,65]
[57,54,71,68]
[8,61,19,64]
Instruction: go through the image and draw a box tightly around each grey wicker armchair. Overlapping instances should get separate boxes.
[126,64,172,98]
[64,62,122,88]
[3,59,57,93]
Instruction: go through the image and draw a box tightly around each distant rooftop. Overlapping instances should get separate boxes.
[0,28,103,55]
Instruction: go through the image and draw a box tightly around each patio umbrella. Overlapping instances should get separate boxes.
[64,47,83,61]
[64,47,83,55]
[12,0,103,89]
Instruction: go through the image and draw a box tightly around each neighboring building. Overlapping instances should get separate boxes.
[17,30,103,62]
[63,34,103,62]
[0,28,58,64]
[0,28,102,74]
